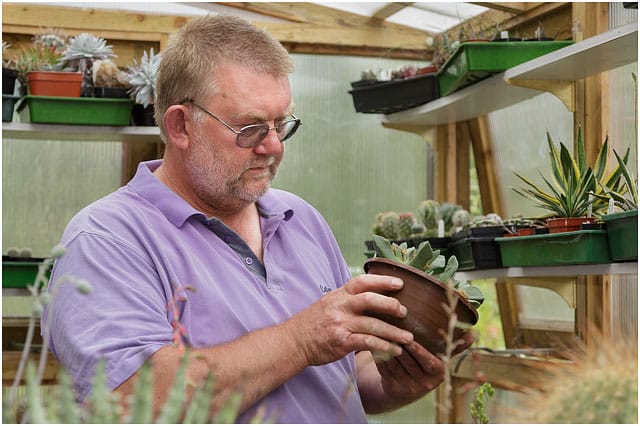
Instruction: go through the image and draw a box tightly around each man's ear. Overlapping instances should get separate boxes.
[163,105,192,150]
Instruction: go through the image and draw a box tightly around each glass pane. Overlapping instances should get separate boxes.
[2,138,121,257]
[275,54,432,269]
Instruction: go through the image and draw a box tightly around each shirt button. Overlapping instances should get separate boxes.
[245,257,253,265]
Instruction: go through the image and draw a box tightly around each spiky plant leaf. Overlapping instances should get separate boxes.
[213,391,242,423]
[183,374,215,423]
[155,349,190,423]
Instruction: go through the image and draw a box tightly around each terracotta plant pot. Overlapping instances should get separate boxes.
[27,71,82,97]
[363,257,478,355]
[547,217,595,233]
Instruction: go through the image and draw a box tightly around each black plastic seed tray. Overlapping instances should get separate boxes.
[348,73,439,114]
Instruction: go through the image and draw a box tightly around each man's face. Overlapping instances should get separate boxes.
[184,63,293,212]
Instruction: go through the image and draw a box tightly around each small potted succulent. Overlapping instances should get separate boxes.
[15,29,84,98]
[92,59,131,98]
[364,235,483,355]
[59,32,116,97]
[126,48,162,126]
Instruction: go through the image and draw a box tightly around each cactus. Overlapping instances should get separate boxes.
[515,333,637,424]
[398,212,416,240]
[451,209,472,230]
[417,200,441,235]
[439,202,462,234]
[380,211,400,240]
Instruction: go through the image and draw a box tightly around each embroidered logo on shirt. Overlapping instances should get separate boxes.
[319,284,332,294]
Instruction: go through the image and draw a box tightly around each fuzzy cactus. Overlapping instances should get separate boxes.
[451,209,472,230]
[515,334,637,424]
[398,212,416,240]
[379,211,400,240]
[417,200,441,235]
[439,202,462,233]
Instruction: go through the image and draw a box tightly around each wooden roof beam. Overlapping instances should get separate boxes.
[471,2,541,15]
[371,2,415,22]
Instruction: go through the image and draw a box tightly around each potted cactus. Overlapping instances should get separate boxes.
[364,235,483,355]
[126,48,162,126]
[92,59,131,98]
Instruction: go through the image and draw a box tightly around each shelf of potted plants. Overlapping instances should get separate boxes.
[382,22,637,129]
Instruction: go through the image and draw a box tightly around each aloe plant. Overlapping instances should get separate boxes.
[512,128,629,218]
[372,235,484,308]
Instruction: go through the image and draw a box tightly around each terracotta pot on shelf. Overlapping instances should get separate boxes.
[363,257,478,355]
[27,71,83,97]
[547,217,596,233]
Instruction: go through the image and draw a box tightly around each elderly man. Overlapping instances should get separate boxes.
[44,14,472,423]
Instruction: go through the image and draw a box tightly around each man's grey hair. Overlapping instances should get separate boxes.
[155,14,294,141]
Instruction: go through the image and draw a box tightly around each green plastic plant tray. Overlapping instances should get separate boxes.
[2,258,49,289]
[496,230,610,267]
[437,40,574,96]
[601,210,638,261]
[22,95,134,126]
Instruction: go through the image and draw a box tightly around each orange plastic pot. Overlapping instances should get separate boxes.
[547,217,595,233]
[27,71,82,97]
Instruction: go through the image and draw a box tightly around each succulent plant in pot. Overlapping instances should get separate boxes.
[92,59,131,98]
[126,48,162,126]
[364,235,483,355]
[512,128,629,233]
[60,32,116,97]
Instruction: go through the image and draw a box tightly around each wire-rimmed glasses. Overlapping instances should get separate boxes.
[185,99,302,149]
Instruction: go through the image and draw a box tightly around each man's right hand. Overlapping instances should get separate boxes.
[286,274,414,366]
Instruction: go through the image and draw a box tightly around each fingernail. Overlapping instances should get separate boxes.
[402,331,414,343]
[400,305,408,317]
[391,278,403,288]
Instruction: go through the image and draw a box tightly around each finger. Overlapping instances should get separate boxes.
[347,291,408,319]
[349,315,413,345]
[348,333,404,356]
[452,331,475,356]
[344,274,403,295]
[401,341,444,377]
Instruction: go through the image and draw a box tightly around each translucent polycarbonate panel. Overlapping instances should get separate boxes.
[610,273,638,342]
[2,138,121,257]
[514,284,574,324]
[486,92,573,219]
[274,54,432,269]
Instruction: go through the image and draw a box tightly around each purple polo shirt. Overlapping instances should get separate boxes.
[43,160,366,423]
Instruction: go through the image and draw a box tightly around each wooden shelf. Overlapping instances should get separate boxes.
[382,22,638,129]
[2,122,161,144]
[455,262,637,281]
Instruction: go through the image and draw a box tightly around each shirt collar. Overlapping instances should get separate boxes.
[129,160,295,227]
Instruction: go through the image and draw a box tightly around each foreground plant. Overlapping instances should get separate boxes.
[2,248,249,423]
[372,235,484,308]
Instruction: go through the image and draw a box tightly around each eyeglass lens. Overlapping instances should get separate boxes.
[237,119,300,148]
